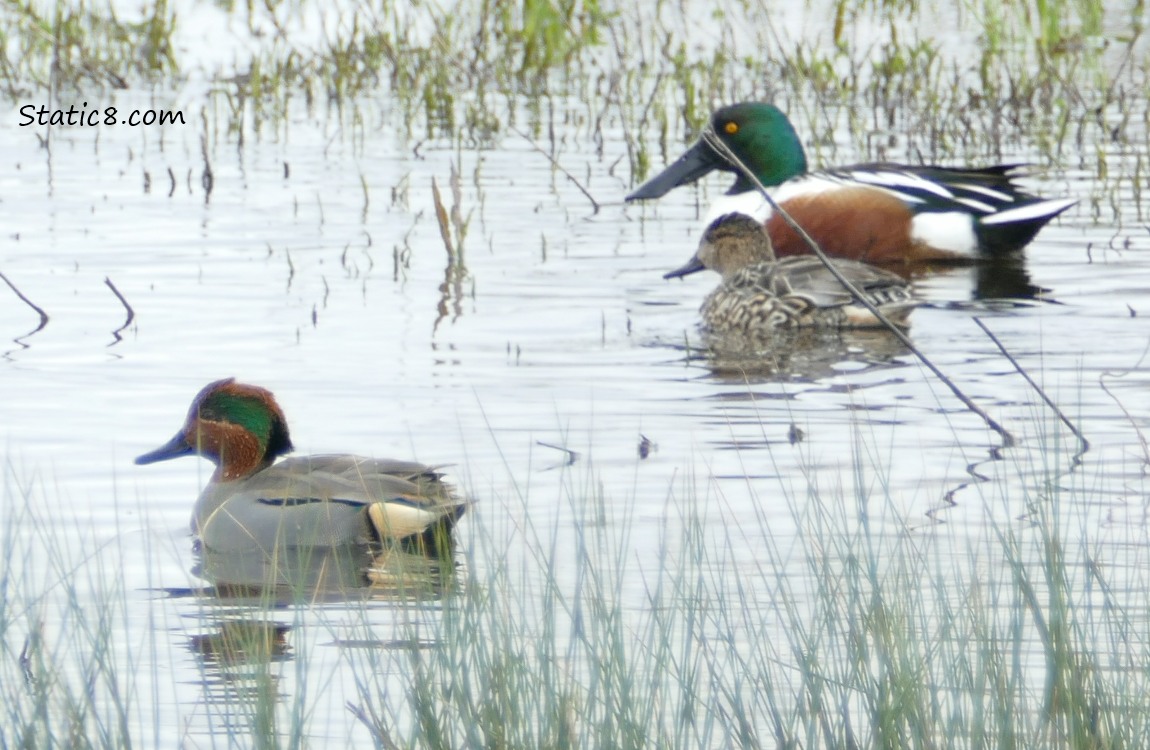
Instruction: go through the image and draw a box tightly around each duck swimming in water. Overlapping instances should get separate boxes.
[136,378,466,555]
[665,213,917,336]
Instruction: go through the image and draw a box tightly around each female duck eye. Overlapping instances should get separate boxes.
[724,121,739,135]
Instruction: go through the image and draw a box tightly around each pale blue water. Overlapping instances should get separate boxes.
[3,1,1150,745]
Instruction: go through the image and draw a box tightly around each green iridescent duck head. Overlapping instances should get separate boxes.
[136,378,294,481]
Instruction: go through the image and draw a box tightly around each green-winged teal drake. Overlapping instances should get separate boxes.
[136,378,466,553]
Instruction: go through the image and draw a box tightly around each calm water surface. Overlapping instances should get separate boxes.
[4,6,1150,746]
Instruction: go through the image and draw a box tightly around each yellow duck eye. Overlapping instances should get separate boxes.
[724,121,739,135]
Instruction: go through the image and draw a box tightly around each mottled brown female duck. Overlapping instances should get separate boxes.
[665,213,917,335]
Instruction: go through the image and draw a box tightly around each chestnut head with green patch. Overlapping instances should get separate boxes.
[135,378,294,481]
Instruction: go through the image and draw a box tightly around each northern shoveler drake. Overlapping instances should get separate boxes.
[136,378,466,554]
[666,213,917,333]
[628,102,1076,264]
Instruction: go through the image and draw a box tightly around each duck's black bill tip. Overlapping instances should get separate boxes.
[663,256,707,280]
[626,140,722,202]
[135,432,194,465]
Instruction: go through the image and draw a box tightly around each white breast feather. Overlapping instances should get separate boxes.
[703,176,846,224]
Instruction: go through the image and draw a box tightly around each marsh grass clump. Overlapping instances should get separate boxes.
[0,0,176,94]
[329,429,1150,749]
[5,409,1150,748]
[4,0,1146,198]
[1,467,147,748]
[486,0,611,81]
[216,0,612,139]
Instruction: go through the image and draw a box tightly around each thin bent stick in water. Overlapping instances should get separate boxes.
[535,441,579,466]
[701,129,1015,448]
[973,316,1089,464]
[105,276,135,344]
[0,271,49,333]
[510,125,601,214]
[431,176,456,263]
